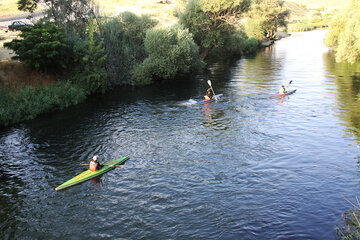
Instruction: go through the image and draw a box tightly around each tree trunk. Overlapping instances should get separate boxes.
[200,48,210,60]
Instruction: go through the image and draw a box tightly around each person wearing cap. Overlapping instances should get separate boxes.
[278,85,286,95]
[89,156,103,172]
[204,88,213,101]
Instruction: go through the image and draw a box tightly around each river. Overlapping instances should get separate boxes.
[1,30,360,239]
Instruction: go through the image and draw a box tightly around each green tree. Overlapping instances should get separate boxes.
[100,12,158,86]
[245,0,289,40]
[4,21,71,73]
[131,25,204,85]
[325,0,360,64]
[180,0,251,59]
[17,0,39,12]
[18,0,99,36]
[68,17,107,94]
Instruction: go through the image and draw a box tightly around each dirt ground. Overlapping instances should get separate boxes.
[0,29,17,61]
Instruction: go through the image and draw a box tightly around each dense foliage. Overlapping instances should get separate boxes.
[4,18,108,94]
[132,25,203,85]
[100,12,158,86]
[325,0,360,64]
[1,0,294,126]
[68,17,107,94]
[244,0,289,40]
[4,21,70,73]
[180,0,251,59]
[18,0,97,33]
[0,82,86,127]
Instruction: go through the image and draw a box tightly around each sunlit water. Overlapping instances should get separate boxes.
[1,30,360,239]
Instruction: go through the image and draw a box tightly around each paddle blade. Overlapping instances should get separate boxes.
[289,80,293,85]
[207,80,212,87]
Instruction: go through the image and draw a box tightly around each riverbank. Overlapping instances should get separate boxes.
[0,0,289,127]
[1,30,359,240]
[0,61,86,127]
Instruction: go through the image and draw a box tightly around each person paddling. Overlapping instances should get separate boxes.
[204,88,214,101]
[278,85,286,95]
[89,156,103,172]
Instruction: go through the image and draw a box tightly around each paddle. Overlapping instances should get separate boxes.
[287,80,293,89]
[80,163,125,168]
[207,80,218,101]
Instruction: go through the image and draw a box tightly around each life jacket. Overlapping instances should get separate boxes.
[89,160,99,172]
[204,95,211,101]
[279,88,286,95]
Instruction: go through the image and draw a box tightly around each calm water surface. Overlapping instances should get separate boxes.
[1,30,360,239]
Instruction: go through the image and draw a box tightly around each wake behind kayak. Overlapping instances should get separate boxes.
[197,94,223,104]
[271,89,297,99]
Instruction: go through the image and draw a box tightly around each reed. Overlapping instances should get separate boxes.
[336,197,360,240]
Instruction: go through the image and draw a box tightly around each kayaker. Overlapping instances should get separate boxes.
[278,85,286,95]
[204,88,213,101]
[89,156,103,172]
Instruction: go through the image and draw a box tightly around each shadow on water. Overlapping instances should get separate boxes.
[323,51,360,141]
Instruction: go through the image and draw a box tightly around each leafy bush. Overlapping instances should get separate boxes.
[243,37,259,55]
[0,82,86,127]
[325,1,360,64]
[100,12,158,86]
[244,0,289,41]
[179,0,237,59]
[244,17,265,41]
[4,21,71,73]
[67,17,107,94]
[208,32,258,58]
[131,25,204,85]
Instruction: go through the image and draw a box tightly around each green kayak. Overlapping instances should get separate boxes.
[55,156,129,191]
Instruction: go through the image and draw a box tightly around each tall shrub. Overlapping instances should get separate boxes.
[325,0,360,64]
[101,12,158,86]
[4,21,71,73]
[131,25,204,85]
[244,0,289,41]
[180,0,251,59]
[68,17,107,94]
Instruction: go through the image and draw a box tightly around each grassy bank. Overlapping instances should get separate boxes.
[0,61,86,127]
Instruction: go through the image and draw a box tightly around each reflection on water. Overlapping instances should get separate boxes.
[323,52,360,141]
[1,30,360,239]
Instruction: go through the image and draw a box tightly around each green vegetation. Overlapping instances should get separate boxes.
[179,0,252,59]
[68,17,107,94]
[0,81,86,127]
[100,11,158,86]
[325,0,360,64]
[4,22,70,73]
[336,198,360,239]
[1,0,294,126]
[245,0,289,40]
[132,25,203,85]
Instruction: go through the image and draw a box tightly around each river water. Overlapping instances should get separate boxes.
[1,30,360,239]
